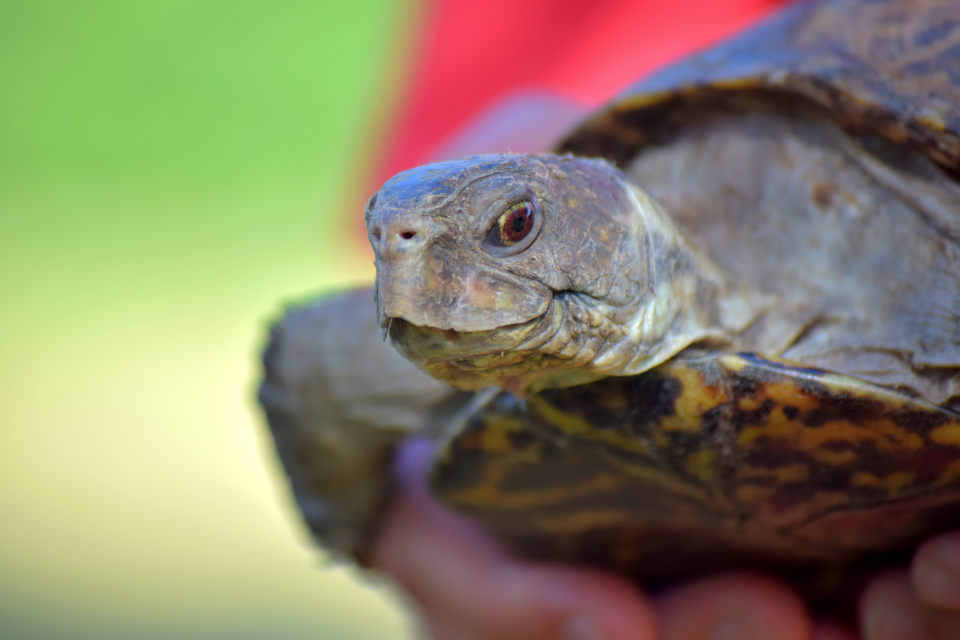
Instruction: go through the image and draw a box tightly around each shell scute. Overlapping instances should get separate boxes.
[432,353,960,576]
[559,0,960,172]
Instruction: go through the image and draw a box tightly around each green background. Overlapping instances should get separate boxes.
[0,1,416,637]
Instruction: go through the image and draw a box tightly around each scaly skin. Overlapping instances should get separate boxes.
[366,154,750,395]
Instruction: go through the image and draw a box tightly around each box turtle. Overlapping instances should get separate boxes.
[259,0,960,594]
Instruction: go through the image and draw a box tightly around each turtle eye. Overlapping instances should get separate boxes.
[488,201,535,249]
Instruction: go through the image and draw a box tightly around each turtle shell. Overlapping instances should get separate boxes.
[431,353,960,581]
[560,0,960,174]
[421,0,960,586]
[259,0,960,582]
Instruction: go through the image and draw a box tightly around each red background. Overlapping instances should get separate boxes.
[376,0,793,186]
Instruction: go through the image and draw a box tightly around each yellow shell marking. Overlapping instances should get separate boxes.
[662,367,726,434]
[938,459,960,486]
[931,424,960,447]
[443,471,622,510]
[479,416,530,454]
[686,449,717,483]
[529,396,652,456]
[524,508,668,535]
[736,485,777,506]
[851,471,916,495]
[600,451,714,504]
[595,386,629,412]
[739,463,811,484]
[738,376,924,465]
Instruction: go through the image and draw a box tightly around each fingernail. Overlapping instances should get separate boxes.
[563,616,601,640]
[863,607,930,640]
[393,437,436,494]
[914,555,960,610]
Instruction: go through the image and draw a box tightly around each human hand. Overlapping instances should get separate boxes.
[858,534,960,640]
[372,439,960,639]
[375,439,900,639]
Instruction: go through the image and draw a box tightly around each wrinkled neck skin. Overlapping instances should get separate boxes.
[366,154,743,396]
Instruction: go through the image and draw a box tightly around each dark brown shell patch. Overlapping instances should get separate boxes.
[430,353,960,578]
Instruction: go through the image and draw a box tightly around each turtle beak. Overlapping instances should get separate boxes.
[378,316,393,343]
[369,208,435,340]
[373,279,391,342]
[373,252,552,334]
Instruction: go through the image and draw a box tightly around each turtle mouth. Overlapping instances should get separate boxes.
[387,299,561,368]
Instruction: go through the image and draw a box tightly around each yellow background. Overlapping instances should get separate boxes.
[0,2,418,637]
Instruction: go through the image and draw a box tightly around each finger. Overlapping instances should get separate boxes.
[655,573,811,640]
[812,619,858,640]
[912,532,960,613]
[860,569,960,640]
[861,570,927,640]
[374,489,658,640]
[422,615,475,640]
[373,440,658,640]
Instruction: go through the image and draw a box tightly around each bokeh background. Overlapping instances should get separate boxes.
[0,1,786,638]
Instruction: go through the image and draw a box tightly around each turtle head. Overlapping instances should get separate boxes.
[366,153,727,394]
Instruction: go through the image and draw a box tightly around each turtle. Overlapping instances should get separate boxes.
[259,0,960,600]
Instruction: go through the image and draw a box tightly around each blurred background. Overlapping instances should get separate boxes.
[0,1,785,638]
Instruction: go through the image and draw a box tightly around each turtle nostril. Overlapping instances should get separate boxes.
[399,230,416,240]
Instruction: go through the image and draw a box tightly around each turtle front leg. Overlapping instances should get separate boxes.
[258,287,469,562]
